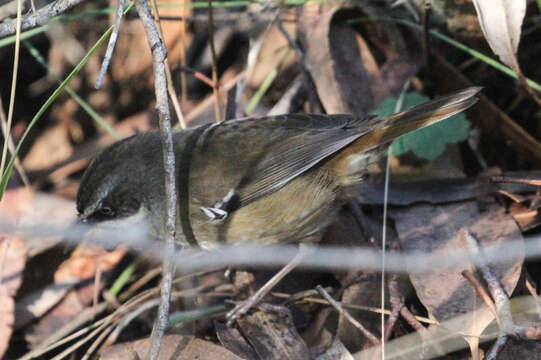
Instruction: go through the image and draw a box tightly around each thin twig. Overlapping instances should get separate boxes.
[185,71,245,125]
[399,306,425,333]
[19,303,110,360]
[271,291,437,324]
[177,0,189,107]
[491,176,541,187]
[422,0,431,76]
[384,273,404,340]
[119,266,162,302]
[399,306,440,359]
[81,323,115,360]
[0,0,22,178]
[316,285,379,345]
[149,0,186,128]
[462,269,498,318]
[0,0,86,38]
[177,64,216,88]
[0,97,29,186]
[516,68,541,108]
[158,11,297,24]
[525,277,541,321]
[207,0,222,122]
[49,316,112,360]
[461,230,515,333]
[460,230,541,354]
[485,334,508,360]
[95,0,126,89]
[134,0,178,359]
[0,239,12,289]
[225,245,311,326]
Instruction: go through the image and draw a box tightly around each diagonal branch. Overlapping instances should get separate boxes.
[0,0,86,38]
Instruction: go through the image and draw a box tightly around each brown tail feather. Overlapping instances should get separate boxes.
[376,86,482,143]
[328,87,481,182]
[350,87,481,154]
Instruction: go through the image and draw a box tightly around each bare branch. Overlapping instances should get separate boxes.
[0,0,86,38]
[95,0,126,89]
[149,0,186,128]
[134,0,177,358]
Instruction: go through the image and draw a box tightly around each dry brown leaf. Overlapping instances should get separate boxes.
[299,4,419,115]
[392,202,523,353]
[102,335,243,360]
[472,0,526,71]
[0,189,74,256]
[315,339,354,360]
[25,290,84,348]
[22,122,73,171]
[24,246,126,347]
[0,236,26,359]
[237,305,311,360]
[100,334,190,360]
[336,273,382,353]
[177,338,245,360]
[216,320,259,359]
[15,281,76,329]
[21,192,76,256]
[54,245,126,284]
[299,5,383,115]
[0,187,33,221]
[509,202,541,232]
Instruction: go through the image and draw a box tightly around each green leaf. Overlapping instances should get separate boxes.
[374,92,470,160]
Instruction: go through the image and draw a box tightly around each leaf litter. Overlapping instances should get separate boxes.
[2,0,541,359]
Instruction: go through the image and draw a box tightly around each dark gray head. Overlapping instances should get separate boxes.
[76,132,163,227]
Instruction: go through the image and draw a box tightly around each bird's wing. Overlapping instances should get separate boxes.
[188,114,372,210]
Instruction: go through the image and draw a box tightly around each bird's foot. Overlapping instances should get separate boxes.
[225,296,260,326]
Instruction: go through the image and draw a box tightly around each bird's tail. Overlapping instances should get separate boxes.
[331,87,481,194]
[357,87,482,151]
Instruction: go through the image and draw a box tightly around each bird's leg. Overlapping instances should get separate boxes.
[225,244,313,326]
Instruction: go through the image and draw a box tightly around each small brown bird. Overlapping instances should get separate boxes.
[76,87,480,320]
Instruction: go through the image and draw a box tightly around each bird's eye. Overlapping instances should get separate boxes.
[99,207,115,216]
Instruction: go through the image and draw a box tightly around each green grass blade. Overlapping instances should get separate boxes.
[109,256,140,296]
[22,40,120,139]
[245,68,278,115]
[0,26,48,48]
[427,29,541,92]
[168,305,227,326]
[245,47,290,115]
